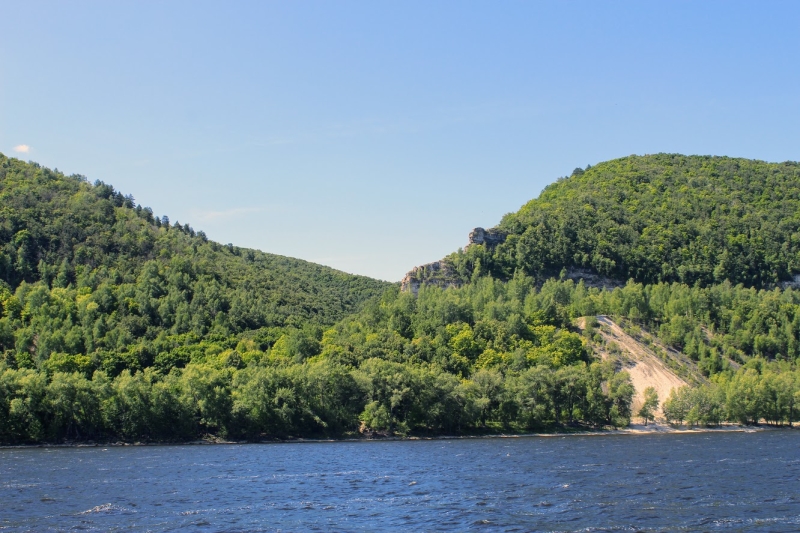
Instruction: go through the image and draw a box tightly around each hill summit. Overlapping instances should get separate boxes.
[0,153,391,373]
[404,154,800,292]
[3,152,800,444]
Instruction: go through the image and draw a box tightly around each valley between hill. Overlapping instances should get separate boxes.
[2,153,800,444]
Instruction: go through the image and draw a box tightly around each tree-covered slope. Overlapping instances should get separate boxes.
[0,153,391,373]
[3,152,800,445]
[449,154,800,288]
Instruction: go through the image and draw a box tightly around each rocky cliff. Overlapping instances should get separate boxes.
[400,226,628,295]
[400,227,506,295]
[466,227,506,249]
[399,260,460,296]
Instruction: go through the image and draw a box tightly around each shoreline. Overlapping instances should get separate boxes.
[1,423,793,449]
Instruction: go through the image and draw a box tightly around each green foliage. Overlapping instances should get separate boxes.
[449,154,800,288]
[637,386,659,425]
[661,360,800,427]
[0,153,390,378]
[309,278,632,433]
[7,152,800,443]
[492,277,800,373]
[0,275,640,443]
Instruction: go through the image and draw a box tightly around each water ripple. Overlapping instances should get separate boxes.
[1,432,799,531]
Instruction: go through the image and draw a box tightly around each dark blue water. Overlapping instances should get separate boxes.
[1,431,799,532]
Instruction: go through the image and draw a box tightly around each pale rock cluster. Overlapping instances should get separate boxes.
[400,227,625,294]
[400,227,506,295]
[399,261,460,296]
[465,227,506,249]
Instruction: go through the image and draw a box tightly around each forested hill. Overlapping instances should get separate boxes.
[445,155,800,288]
[0,153,391,372]
[4,152,800,445]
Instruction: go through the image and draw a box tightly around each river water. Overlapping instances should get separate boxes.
[1,431,799,532]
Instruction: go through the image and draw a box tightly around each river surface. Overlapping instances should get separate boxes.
[1,431,799,532]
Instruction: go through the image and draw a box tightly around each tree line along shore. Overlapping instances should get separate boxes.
[2,153,800,444]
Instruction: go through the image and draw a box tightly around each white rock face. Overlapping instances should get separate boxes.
[466,227,506,249]
[400,261,461,296]
[400,227,507,294]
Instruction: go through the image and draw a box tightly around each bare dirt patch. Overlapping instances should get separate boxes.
[577,316,704,419]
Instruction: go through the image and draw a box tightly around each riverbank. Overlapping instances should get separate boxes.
[614,422,781,435]
[1,422,791,448]
[433,422,784,439]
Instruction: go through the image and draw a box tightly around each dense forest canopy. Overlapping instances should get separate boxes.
[1,153,800,444]
[0,153,390,371]
[448,154,800,288]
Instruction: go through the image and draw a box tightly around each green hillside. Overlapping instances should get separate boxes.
[0,153,391,374]
[2,153,799,444]
[448,154,800,288]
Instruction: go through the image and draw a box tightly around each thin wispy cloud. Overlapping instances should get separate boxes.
[192,207,263,221]
[13,144,30,153]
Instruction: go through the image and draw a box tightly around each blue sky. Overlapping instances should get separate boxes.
[2,1,799,281]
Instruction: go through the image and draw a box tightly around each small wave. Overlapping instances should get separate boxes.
[79,503,135,515]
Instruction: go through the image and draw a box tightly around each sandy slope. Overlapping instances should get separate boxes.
[578,316,697,418]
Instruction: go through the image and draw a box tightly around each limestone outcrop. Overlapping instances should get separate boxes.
[400,227,506,295]
[466,227,506,249]
[562,267,623,290]
[400,226,624,295]
[400,260,461,296]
